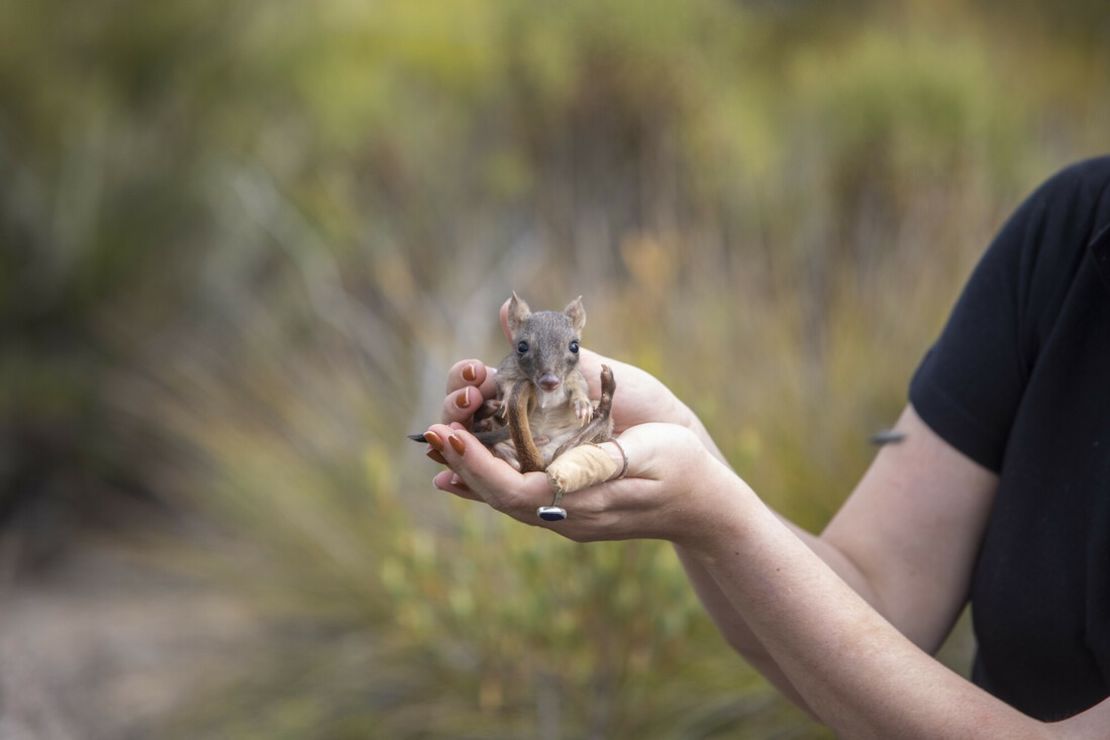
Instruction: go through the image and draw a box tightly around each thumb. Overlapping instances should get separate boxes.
[499,297,512,342]
[606,423,700,481]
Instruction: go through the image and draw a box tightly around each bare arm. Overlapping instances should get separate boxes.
[681,452,1052,738]
[679,446,1110,737]
[674,404,998,708]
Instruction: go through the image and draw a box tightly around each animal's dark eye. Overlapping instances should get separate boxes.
[517,340,529,354]
[569,340,579,354]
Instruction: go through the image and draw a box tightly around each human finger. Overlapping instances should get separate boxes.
[602,423,700,480]
[432,469,483,502]
[439,379,501,426]
[445,358,497,396]
[425,423,552,520]
[441,385,483,425]
[441,361,498,425]
[499,298,511,342]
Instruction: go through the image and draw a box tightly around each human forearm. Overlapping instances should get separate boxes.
[673,543,814,711]
[683,462,1047,739]
[669,401,809,703]
[673,406,882,705]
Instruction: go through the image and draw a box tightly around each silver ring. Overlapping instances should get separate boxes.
[609,438,629,479]
[537,505,567,522]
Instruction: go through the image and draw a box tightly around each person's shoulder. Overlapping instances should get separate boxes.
[1037,156,1110,211]
[1059,155,1110,183]
[1007,156,1110,258]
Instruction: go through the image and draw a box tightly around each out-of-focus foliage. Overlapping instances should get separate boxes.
[2,0,1107,736]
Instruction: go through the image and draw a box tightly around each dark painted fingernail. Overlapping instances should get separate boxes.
[455,388,470,408]
[462,363,477,382]
[426,449,448,465]
[448,434,466,455]
[424,430,444,452]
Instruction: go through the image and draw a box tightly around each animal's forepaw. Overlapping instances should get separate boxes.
[574,398,594,425]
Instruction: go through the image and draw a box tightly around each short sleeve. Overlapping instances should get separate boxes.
[909,159,1110,471]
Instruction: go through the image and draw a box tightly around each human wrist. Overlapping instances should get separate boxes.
[671,400,730,466]
[670,454,758,553]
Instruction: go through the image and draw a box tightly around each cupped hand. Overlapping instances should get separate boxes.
[421,420,735,545]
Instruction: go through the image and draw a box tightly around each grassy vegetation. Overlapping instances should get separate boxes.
[3,0,1107,736]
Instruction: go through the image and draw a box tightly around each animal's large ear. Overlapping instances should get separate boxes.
[563,296,586,333]
[507,291,532,333]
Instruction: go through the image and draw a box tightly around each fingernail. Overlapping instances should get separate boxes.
[424,430,444,452]
[455,388,470,408]
[426,450,448,465]
[449,473,461,486]
[448,434,466,455]
[462,363,477,382]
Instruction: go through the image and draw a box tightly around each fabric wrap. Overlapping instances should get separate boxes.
[545,444,619,495]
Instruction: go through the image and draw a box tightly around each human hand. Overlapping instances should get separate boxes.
[421,420,736,546]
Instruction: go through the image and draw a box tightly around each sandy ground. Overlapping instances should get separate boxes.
[0,537,256,740]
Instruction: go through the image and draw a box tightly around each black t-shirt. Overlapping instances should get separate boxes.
[909,157,1110,720]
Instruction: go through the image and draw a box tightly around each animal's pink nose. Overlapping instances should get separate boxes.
[538,374,561,392]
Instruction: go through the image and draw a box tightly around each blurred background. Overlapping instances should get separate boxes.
[1,0,1107,737]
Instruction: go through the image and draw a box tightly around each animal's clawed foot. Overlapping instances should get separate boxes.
[574,398,594,425]
[597,364,615,418]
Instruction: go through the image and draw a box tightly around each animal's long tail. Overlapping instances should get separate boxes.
[407,428,511,446]
[507,380,544,473]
